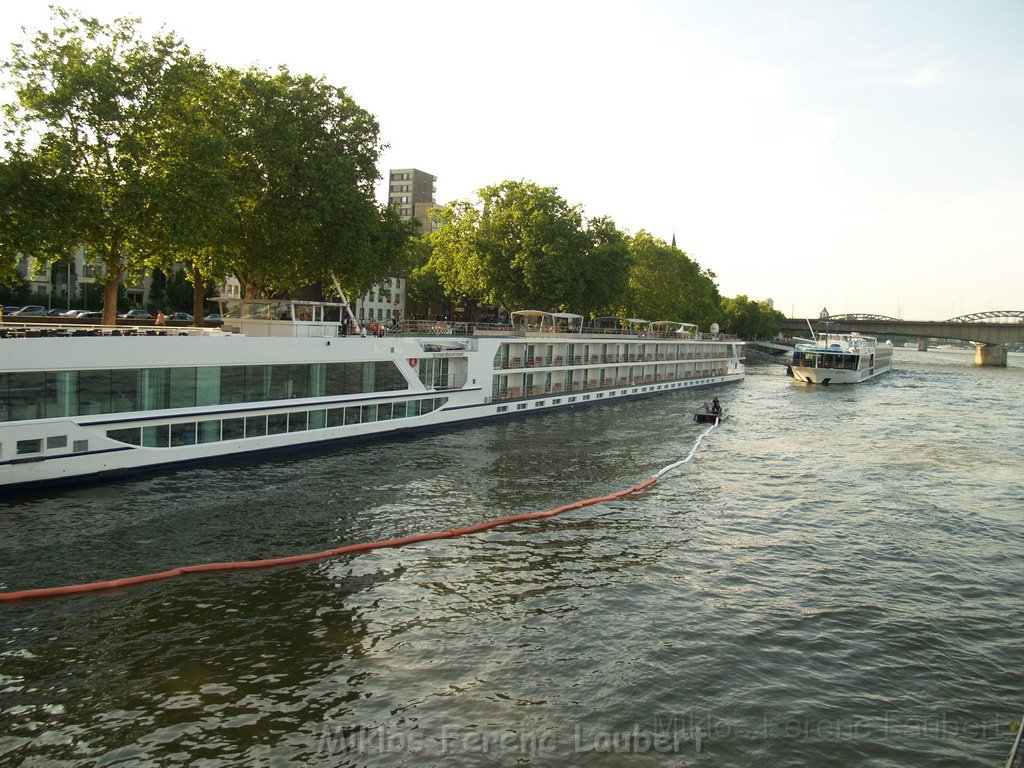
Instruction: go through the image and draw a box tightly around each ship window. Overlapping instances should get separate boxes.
[360,404,377,423]
[245,365,271,401]
[288,412,307,432]
[496,405,508,413]
[569,396,576,402]
[198,420,220,443]
[141,368,170,411]
[272,364,308,400]
[246,415,267,437]
[196,367,221,406]
[142,425,169,447]
[169,368,197,408]
[327,407,345,428]
[310,365,327,397]
[8,372,46,420]
[45,372,78,417]
[16,439,42,455]
[345,406,361,425]
[77,370,110,416]
[378,403,393,420]
[222,418,244,440]
[220,367,246,404]
[406,400,420,417]
[171,423,197,446]
[552,398,561,405]
[308,410,326,430]
[107,427,141,445]
[267,414,287,435]
[73,440,88,453]
[109,369,138,413]
[536,400,545,407]
[583,394,591,400]
[47,435,68,449]
[517,403,527,410]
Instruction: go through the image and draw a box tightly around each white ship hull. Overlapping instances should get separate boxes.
[1,326,743,492]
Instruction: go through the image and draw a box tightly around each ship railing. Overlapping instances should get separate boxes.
[0,323,225,339]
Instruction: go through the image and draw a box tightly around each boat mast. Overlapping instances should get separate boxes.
[330,275,360,331]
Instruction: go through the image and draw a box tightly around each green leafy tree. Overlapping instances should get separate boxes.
[1,8,215,324]
[404,233,452,315]
[581,215,630,316]
[210,66,412,301]
[720,294,785,338]
[0,153,88,281]
[623,232,722,328]
[429,180,629,314]
[163,267,194,312]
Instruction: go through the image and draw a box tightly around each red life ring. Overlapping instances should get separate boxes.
[408,358,418,367]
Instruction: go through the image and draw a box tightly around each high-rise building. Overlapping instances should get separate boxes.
[354,168,437,325]
[388,168,437,234]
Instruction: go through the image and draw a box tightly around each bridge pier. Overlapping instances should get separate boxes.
[974,343,1008,367]
[917,338,929,351]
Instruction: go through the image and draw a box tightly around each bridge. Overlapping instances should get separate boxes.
[777,311,1024,367]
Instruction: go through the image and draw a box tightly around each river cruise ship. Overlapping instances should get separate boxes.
[788,332,893,384]
[0,302,744,491]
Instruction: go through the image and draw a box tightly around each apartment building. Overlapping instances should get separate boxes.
[353,168,437,325]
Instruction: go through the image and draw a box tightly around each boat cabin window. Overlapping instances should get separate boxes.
[793,351,859,370]
[0,361,410,423]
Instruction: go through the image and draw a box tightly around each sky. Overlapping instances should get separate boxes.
[2,0,1022,320]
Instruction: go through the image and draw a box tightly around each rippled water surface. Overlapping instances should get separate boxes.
[2,349,1022,767]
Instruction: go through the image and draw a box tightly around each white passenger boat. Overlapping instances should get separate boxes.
[0,301,744,491]
[787,332,893,384]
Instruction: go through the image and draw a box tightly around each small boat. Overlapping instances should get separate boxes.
[694,400,725,422]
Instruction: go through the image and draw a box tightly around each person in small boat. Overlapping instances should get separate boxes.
[710,397,722,415]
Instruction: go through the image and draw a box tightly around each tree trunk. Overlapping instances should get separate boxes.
[101,279,119,325]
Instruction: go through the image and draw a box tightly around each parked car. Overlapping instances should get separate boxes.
[60,309,87,317]
[1,306,21,315]
[119,309,153,320]
[76,311,103,321]
[203,313,222,322]
[167,312,193,322]
[46,308,68,316]
[11,305,47,316]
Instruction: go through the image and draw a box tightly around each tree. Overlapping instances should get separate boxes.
[580,215,631,316]
[0,153,88,282]
[623,232,722,328]
[210,66,413,301]
[428,180,629,314]
[404,233,451,317]
[720,295,785,338]
[1,8,215,324]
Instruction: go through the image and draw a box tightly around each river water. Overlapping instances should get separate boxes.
[1,348,1022,767]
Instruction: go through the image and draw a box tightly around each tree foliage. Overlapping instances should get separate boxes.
[623,232,722,328]
[428,180,630,315]
[209,66,412,300]
[0,7,412,321]
[719,294,785,338]
[404,234,450,308]
[0,8,214,323]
